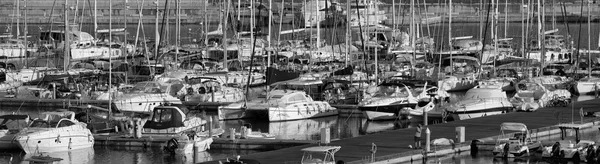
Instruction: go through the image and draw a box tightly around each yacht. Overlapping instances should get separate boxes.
[358,80,432,120]
[143,105,214,152]
[445,85,513,121]
[302,0,335,27]
[218,90,338,122]
[177,77,245,103]
[437,56,479,92]
[575,77,600,95]
[510,81,571,111]
[347,0,387,28]
[95,81,182,113]
[15,111,94,153]
[0,34,30,58]
[492,122,541,158]
[0,114,30,149]
[39,24,123,61]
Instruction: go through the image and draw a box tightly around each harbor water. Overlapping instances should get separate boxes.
[0,94,596,164]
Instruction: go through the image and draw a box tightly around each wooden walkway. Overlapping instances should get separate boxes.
[201,98,600,164]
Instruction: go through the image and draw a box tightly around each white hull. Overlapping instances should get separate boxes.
[438,79,477,92]
[450,111,504,121]
[0,48,26,58]
[16,127,94,154]
[71,47,123,61]
[268,105,338,122]
[98,93,182,113]
[362,111,396,121]
[576,81,600,95]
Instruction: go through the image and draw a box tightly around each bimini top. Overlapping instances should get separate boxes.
[301,146,342,153]
[500,122,528,131]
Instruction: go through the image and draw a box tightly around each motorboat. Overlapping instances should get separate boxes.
[492,122,541,158]
[143,105,214,152]
[445,85,513,121]
[0,114,30,149]
[177,76,244,103]
[541,124,595,162]
[347,0,387,28]
[223,117,337,140]
[358,80,430,121]
[15,111,94,154]
[437,56,479,92]
[218,90,338,122]
[95,81,182,113]
[510,81,571,111]
[398,87,449,121]
[300,146,341,164]
[575,77,600,95]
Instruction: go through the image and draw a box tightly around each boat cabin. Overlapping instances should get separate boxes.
[29,111,77,128]
[0,115,30,130]
[143,106,188,130]
[497,122,530,144]
[300,146,341,164]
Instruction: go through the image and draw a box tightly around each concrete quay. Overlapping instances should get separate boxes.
[201,98,600,164]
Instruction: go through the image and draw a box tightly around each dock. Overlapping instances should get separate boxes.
[201,98,600,164]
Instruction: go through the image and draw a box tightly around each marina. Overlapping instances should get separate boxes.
[2,0,600,163]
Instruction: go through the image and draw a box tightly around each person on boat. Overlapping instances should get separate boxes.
[415,124,422,149]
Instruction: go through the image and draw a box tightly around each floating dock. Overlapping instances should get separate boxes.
[200,98,600,164]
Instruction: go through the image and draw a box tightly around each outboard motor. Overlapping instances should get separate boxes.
[551,142,561,158]
[163,138,179,155]
[470,140,479,157]
[503,142,510,158]
[586,145,597,163]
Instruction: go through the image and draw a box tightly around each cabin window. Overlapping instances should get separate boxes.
[152,108,172,123]
[57,120,75,127]
[288,94,306,102]
[30,120,50,128]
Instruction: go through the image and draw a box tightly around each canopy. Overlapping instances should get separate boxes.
[500,122,528,131]
[301,146,341,153]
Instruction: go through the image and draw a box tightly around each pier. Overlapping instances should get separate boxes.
[201,98,600,164]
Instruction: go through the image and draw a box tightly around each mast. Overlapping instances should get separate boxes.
[94,0,97,38]
[176,0,180,65]
[504,0,508,38]
[204,0,208,45]
[316,0,320,47]
[16,0,20,39]
[410,0,415,50]
[345,0,350,67]
[223,0,230,70]
[134,0,144,57]
[155,0,159,61]
[24,0,28,61]
[268,0,272,68]
[250,0,254,49]
[124,0,129,60]
[109,0,113,115]
[540,0,545,69]
[448,0,453,76]
[588,1,600,78]
[64,0,70,71]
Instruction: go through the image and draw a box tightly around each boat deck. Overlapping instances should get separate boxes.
[201,98,600,164]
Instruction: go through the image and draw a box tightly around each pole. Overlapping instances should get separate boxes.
[109,0,113,115]
[223,0,230,70]
[16,0,20,39]
[316,0,320,47]
[155,0,159,60]
[449,0,453,76]
[64,0,70,72]
[204,0,208,45]
[24,0,28,62]
[94,0,97,38]
[588,0,591,78]
[176,0,180,66]
[345,0,350,67]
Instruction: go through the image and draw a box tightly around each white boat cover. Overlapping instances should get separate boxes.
[500,122,528,132]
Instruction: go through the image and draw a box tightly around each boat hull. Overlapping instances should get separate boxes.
[358,103,416,115]
[576,81,600,95]
[438,80,477,92]
[268,106,338,122]
[0,131,19,149]
[448,108,508,121]
[16,130,94,154]
[362,111,397,121]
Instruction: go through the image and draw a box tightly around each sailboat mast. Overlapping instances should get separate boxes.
[16,0,20,39]
[588,0,591,77]
[410,0,415,50]
[316,0,320,47]
[345,0,350,67]
[155,0,159,60]
[504,0,508,38]
[268,0,272,68]
[94,0,97,38]
[134,0,144,57]
[176,0,180,65]
[223,0,230,70]
[64,0,70,72]
[109,0,113,115]
[448,0,453,76]
[24,0,28,61]
[124,0,129,60]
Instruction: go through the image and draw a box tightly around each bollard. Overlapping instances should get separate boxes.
[425,127,430,152]
[455,126,465,143]
[208,117,213,137]
[320,128,330,144]
[229,128,236,140]
[240,126,247,139]
[135,119,143,139]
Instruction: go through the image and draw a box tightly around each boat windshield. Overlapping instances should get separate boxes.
[0,117,29,129]
[465,89,504,99]
[373,86,409,97]
[130,82,164,93]
[301,152,333,164]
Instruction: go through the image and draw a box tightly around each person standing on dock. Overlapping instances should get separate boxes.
[414,124,422,149]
